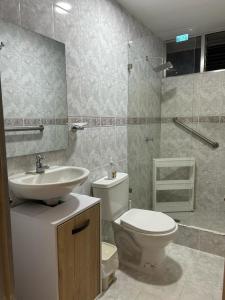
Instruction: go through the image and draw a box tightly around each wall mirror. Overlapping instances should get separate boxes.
[0,19,68,158]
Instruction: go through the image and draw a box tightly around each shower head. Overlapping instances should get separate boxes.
[153,61,173,72]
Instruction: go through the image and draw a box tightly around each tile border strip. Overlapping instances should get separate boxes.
[5,116,225,128]
[68,116,161,127]
[4,118,68,127]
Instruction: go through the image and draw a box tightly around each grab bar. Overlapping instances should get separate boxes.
[173,117,219,149]
[5,125,44,132]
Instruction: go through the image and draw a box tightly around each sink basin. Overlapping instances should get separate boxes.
[9,166,90,205]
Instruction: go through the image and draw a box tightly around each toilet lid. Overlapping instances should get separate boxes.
[120,209,176,234]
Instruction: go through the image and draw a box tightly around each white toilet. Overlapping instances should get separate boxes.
[92,172,178,270]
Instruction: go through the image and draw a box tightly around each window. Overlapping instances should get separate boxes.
[165,31,225,77]
[205,31,225,72]
[166,36,201,77]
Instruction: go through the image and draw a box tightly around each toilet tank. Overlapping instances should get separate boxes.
[92,173,129,221]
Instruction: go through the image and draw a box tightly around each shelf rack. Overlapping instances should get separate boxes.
[153,157,195,213]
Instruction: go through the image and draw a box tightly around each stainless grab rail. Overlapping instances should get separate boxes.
[173,117,219,149]
[5,125,44,132]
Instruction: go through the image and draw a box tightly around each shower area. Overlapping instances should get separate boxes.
[127,34,225,239]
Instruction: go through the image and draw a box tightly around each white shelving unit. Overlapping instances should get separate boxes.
[153,158,195,212]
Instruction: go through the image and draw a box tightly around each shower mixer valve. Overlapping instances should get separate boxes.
[145,137,154,142]
[0,41,5,50]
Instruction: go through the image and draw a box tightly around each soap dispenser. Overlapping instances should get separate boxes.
[108,158,117,179]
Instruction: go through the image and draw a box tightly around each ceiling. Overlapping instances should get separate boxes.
[117,0,225,40]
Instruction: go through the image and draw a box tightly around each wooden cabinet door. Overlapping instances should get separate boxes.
[57,204,100,300]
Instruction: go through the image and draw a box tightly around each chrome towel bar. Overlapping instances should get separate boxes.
[173,117,219,149]
[5,125,44,132]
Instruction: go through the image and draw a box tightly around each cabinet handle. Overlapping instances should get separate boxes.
[72,220,90,235]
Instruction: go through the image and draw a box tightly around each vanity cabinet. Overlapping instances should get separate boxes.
[58,204,100,300]
[11,194,101,300]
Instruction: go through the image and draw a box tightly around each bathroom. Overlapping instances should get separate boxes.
[0,0,225,299]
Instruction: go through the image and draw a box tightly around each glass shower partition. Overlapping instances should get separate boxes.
[127,37,162,210]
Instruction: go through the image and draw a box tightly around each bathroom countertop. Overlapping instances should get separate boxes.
[11,193,101,226]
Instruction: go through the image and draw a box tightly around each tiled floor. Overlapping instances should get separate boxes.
[100,244,224,300]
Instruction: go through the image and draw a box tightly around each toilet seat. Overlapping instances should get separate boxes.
[120,208,176,235]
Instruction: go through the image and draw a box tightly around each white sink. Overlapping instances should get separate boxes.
[9,166,89,205]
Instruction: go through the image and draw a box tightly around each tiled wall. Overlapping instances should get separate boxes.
[160,71,225,231]
[1,0,224,254]
[0,0,162,231]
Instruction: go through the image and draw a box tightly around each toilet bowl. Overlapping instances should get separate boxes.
[92,172,178,270]
[114,208,177,268]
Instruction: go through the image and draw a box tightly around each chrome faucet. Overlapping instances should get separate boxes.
[35,155,49,174]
